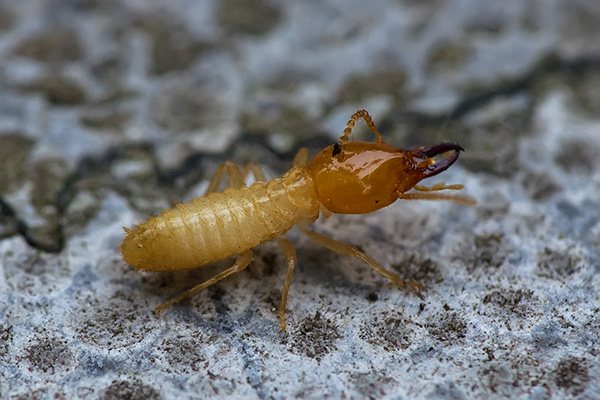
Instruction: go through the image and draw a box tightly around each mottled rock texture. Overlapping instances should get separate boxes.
[1,1,599,399]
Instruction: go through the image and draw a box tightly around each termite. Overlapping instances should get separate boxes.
[121,109,475,330]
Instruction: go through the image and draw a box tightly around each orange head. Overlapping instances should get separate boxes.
[309,140,464,214]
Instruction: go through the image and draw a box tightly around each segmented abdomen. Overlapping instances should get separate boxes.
[121,166,318,271]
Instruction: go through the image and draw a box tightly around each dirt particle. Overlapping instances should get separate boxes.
[537,246,582,278]
[101,379,162,400]
[464,12,506,35]
[9,388,52,400]
[359,312,413,351]
[337,69,408,103]
[71,292,154,350]
[426,313,467,343]
[482,289,534,316]
[531,321,566,350]
[290,311,341,360]
[554,138,600,173]
[18,74,87,105]
[350,371,396,400]
[14,28,83,62]
[426,40,472,74]
[475,191,510,221]
[392,254,442,285]
[0,4,15,32]
[559,0,600,53]
[427,380,468,400]
[479,363,514,395]
[90,54,128,87]
[473,233,509,267]
[553,357,589,396]
[158,336,207,373]
[79,105,132,130]
[366,292,379,302]
[217,0,282,36]
[520,170,562,201]
[0,133,34,193]
[0,323,13,357]
[30,158,70,212]
[150,76,229,133]
[567,69,600,115]
[458,233,512,272]
[454,109,532,178]
[135,13,211,75]
[23,337,73,373]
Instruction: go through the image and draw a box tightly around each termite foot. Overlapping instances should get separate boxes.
[405,280,423,292]
[155,301,173,315]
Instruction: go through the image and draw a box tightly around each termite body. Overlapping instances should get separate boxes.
[122,166,317,271]
[121,110,474,330]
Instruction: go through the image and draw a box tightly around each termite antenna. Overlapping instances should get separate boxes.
[340,109,384,144]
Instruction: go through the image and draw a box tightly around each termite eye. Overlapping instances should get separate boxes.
[332,142,342,157]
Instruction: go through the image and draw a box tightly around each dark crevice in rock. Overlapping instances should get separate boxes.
[389,54,600,125]
[3,54,600,254]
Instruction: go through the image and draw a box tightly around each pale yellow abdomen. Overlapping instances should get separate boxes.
[121,166,319,271]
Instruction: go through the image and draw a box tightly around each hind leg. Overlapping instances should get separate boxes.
[205,162,246,194]
[293,148,310,166]
[242,162,267,182]
[205,161,268,194]
[276,238,297,331]
[299,227,422,291]
[156,250,254,313]
[158,162,269,315]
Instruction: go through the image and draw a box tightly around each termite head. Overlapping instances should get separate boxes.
[309,140,464,214]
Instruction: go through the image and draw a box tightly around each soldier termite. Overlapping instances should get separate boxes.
[121,109,475,330]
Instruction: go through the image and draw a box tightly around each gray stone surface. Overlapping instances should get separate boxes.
[1,0,600,399]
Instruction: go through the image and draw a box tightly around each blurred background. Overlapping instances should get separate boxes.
[1,1,600,399]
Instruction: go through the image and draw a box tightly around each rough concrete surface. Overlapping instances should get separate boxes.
[1,0,600,399]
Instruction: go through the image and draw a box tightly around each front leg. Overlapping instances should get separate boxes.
[276,238,297,331]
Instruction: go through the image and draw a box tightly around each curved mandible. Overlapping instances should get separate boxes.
[412,142,464,178]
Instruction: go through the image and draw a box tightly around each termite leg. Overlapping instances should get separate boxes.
[293,148,310,167]
[156,250,254,314]
[319,204,333,218]
[299,227,422,291]
[413,183,465,192]
[397,191,477,206]
[205,162,268,194]
[205,162,246,194]
[242,162,267,182]
[340,109,384,144]
[276,238,297,331]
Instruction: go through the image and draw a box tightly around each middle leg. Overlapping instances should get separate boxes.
[299,227,422,291]
[205,161,245,194]
[276,238,297,331]
[205,161,268,195]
